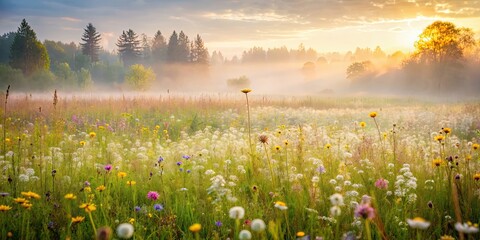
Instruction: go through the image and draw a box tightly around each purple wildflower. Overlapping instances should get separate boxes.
[154,204,164,211]
[317,166,326,174]
[104,164,112,171]
[84,181,91,186]
[354,204,375,219]
[182,155,190,160]
[176,161,182,166]
[215,221,222,227]
[147,191,160,201]
[134,206,141,212]
[158,156,164,163]
[374,178,388,189]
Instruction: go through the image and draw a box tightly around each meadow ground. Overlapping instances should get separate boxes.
[0,91,479,240]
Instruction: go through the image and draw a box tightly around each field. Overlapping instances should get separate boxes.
[0,91,479,240]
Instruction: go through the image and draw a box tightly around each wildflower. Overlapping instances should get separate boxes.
[79,141,86,146]
[126,180,136,186]
[182,155,191,160]
[440,235,455,240]
[241,88,252,94]
[359,121,366,128]
[176,161,182,166]
[64,193,77,200]
[189,223,201,233]
[297,231,306,237]
[406,217,430,229]
[96,185,106,192]
[274,201,288,210]
[21,202,33,209]
[71,216,85,223]
[474,173,480,181]
[354,204,375,219]
[369,112,377,118]
[89,132,96,138]
[21,191,41,199]
[116,223,134,239]
[434,135,444,142]
[96,226,112,240]
[215,221,222,227]
[0,205,12,212]
[147,191,159,201]
[258,134,268,144]
[432,159,443,167]
[238,230,252,240]
[79,203,97,213]
[84,187,92,193]
[375,178,388,189]
[251,219,266,232]
[117,172,127,178]
[0,192,10,197]
[229,206,245,219]
[329,193,344,206]
[153,204,163,211]
[442,128,451,134]
[473,143,480,150]
[330,206,341,217]
[129,218,135,224]
[84,181,91,186]
[134,206,141,212]
[455,222,479,234]
[104,164,112,171]
[325,143,331,149]
[275,145,281,151]
[284,140,289,146]
[14,197,27,204]
[427,201,433,208]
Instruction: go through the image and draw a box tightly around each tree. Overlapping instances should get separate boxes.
[177,31,190,63]
[167,31,179,63]
[117,29,141,67]
[190,34,209,65]
[125,64,156,90]
[80,23,102,63]
[151,30,167,63]
[140,33,151,63]
[346,61,373,80]
[10,19,50,76]
[0,32,16,64]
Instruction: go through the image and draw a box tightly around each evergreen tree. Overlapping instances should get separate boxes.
[151,30,167,63]
[10,19,49,76]
[177,31,190,63]
[80,23,102,63]
[167,31,178,63]
[190,34,209,65]
[140,33,151,63]
[116,29,141,67]
[0,32,16,64]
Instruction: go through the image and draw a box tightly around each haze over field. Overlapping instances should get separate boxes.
[0,0,480,96]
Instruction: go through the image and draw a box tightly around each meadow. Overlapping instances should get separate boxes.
[0,90,479,240]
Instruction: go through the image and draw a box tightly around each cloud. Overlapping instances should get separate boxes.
[61,17,82,22]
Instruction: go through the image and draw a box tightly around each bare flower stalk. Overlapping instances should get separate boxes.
[3,85,9,155]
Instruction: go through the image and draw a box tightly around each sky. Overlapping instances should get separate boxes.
[1,0,479,58]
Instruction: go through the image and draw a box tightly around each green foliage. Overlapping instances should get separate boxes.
[226,75,251,90]
[53,62,76,89]
[190,34,209,65]
[77,67,93,90]
[91,61,125,84]
[117,29,141,67]
[346,61,373,80]
[125,64,156,90]
[27,68,56,90]
[0,32,16,64]
[151,30,167,63]
[0,64,25,89]
[9,19,50,75]
[80,23,102,63]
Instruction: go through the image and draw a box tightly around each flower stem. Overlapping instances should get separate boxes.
[88,211,97,236]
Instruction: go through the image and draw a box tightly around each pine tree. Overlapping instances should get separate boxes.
[167,31,178,63]
[80,23,102,63]
[190,34,209,65]
[151,30,167,63]
[10,19,49,75]
[177,31,190,63]
[116,29,141,67]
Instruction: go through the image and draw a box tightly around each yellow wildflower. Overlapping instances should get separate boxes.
[96,185,106,192]
[369,112,377,118]
[473,143,479,150]
[21,202,33,209]
[89,132,96,138]
[241,88,252,94]
[127,180,136,186]
[79,141,86,146]
[79,203,96,213]
[474,173,480,181]
[434,135,444,142]
[64,193,77,200]
[296,232,306,237]
[21,191,41,199]
[13,197,27,204]
[71,216,85,223]
[129,218,135,224]
[0,205,12,212]
[189,223,202,233]
[117,172,127,178]
[432,159,443,167]
[360,121,366,128]
[442,128,451,134]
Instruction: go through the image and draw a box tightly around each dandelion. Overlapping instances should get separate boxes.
[251,219,266,232]
[0,205,12,212]
[274,201,288,210]
[369,112,377,118]
[116,223,134,239]
[189,223,202,232]
[329,193,344,206]
[79,203,97,213]
[406,217,430,229]
[117,172,127,178]
[229,206,245,219]
[330,206,341,217]
[71,216,85,224]
[239,229,252,240]
[455,222,479,234]
[147,191,159,201]
[64,193,77,200]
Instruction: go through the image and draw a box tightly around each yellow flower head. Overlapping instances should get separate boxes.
[442,127,451,134]
[0,205,12,212]
[325,143,332,149]
[79,141,86,146]
[473,143,479,150]
[129,218,135,224]
[64,193,77,200]
[89,132,96,138]
[274,201,288,210]
[84,186,92,193]
[189,223,202,233]
[117,172,127,178]
[474,173,480,181]
[21,202,33,209]
[71,216,85,223]
[360,121,366,128]
[96,185,106,192]
[14,197,28,204]
[79,203,96,213]
[432,159,443,167]
[434,135,444,142]
[369,112,377,118]
[241,88,252,94]
[296,231,306,237]
[283,140,289,146]
[21,191,41,199]
[127,180,136,186]
[275,145,281,151]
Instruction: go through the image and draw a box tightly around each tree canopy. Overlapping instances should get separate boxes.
[117,29,141,67]
[80,23,102,63]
